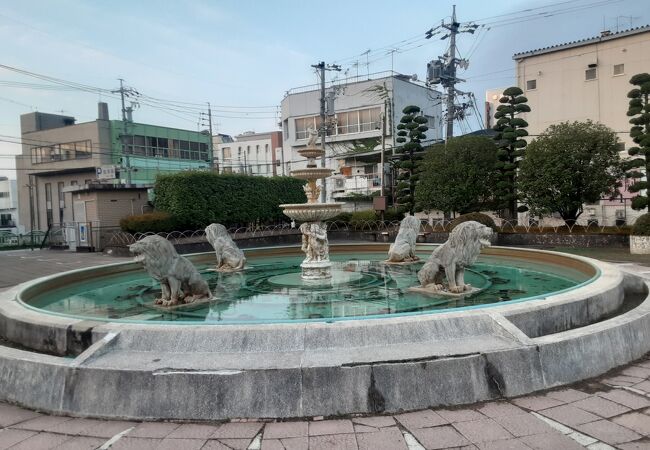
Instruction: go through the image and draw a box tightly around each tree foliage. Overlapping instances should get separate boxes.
[394,105,428,214]
[415,136,499,215]
[492,86,530,220]
[518,121,622,226]
[624,73,650,211]
[154,172,306,228]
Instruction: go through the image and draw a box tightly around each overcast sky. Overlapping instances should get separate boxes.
[0,0,648,178]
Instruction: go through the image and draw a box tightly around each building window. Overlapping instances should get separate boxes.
[295,116,317,140]
[526,79,537,90]
[613,64,625,76]
[44,183,53,227]
[0,192,8,198]
[585,68,597,81]
[30,140,92,164]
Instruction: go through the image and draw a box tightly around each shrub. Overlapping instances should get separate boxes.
[154,172,306,228]
[120,212,178,233]
[349,210,378,229]
[384,207,404,222]
[450,212,497,231]
[326,212,353,223]
[632,213,650,236]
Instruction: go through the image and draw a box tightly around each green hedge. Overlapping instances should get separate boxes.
[120,212,179,233]
[154,172,306,228]
[450,212,497,231]
[632,213,650,236]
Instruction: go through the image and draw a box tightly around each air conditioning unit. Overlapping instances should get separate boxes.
[427,60,443,84]
[615,210,625,219]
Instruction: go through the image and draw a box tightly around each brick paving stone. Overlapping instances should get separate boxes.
[634,381,650,393]
[0,428,38,449]
[492,413,556,437]
[42,418,108,436]
[261,439,285,450]
[613,412,650,436]
[600,390,650,410]
[128,421,180,438]
[519,432,585,450]
[436,408,486,423]
[604,375,646,386]
[309,433,358,450]
[166,423,219,439]
[546,388,591,403]
[477,402,524,418]
[201,441,233,450]
[211,421,263,438]
[52,436,105,449]
[476,438,532,450]
[618,442,650,450]
[537,404,601,426]
[10,415,73,431]
[511,395,565,411]
[110,437,164,450]
[0,403,41,427]
[354,424,378,433]
[453,418,514,443]
[356,427,408,450]
[264,421,308,438]
[411,425,470,449]
[8,432,72,450]
[218,438,254,449]
[280,436,309,450]
[308,419,354,435]
[80,419,137,438]
[576,419,643,445]
[623,366,650,378]
[571,395,631,418]
[394,409,448,430]
[351,415,396,428]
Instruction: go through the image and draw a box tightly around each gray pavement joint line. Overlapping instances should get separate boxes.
[604,383,650,398]
[99,426,135,449]
[531,411,613,449]
[247,430,263,450]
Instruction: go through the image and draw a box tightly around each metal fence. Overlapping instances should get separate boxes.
[0,230,49,249]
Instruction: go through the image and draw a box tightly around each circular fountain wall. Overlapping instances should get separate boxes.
[1,243,649,421]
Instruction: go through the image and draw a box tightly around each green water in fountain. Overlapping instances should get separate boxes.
[25,251,593,324]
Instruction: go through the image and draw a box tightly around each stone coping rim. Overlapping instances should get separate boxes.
[3,244,610,331]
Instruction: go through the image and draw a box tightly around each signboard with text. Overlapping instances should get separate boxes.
[96,166,117,179]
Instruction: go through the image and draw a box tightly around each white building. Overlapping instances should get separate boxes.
[513,25,650,226]
[0,177,20,233]
[281,72,443,205]
[214,131,286,177]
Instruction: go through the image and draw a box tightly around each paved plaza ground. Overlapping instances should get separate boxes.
[0,247,649,449]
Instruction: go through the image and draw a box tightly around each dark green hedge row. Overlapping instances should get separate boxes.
[154,172,306,228]
[120,212,179,233]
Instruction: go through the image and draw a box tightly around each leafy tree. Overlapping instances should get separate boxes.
[394,105,428,214]
[518,121,622,226]
[415,136,499,215]
[624,73,650,211]
[492,86,530,221]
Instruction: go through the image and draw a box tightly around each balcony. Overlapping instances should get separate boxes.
[331,173,381,199]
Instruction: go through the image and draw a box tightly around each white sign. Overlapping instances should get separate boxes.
[96,166,117,179]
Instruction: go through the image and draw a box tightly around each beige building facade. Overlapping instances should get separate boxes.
[513,25,650,226]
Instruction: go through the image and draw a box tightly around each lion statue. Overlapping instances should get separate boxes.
[386,215,420,263]
[205,223,246,272]
[129,235,211,306]
[417,221,493,293]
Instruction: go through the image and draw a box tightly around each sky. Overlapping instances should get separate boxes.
[0,0,648,179]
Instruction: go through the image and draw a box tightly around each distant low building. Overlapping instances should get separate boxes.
[15,102,212,248]
[214,131,285,176]
[0,177,19,233]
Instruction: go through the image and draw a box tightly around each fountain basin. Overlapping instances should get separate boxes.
[0,244,648,421]
[280,202,342,221]
[290,168,333,180]
[297,148,325,159]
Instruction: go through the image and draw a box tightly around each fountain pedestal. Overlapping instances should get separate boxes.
[280,142,343,280]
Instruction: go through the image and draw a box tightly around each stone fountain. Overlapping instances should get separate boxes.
[280,131,343,280]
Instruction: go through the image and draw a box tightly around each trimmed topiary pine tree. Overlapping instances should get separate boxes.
[625,73,650,211]
[492,86,530,222]
[395,105,428,214]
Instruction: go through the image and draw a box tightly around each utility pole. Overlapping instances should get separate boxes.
[426,5,478,141]
[112,79,140,184]
[206,103,216,172]
[311,61,341,202]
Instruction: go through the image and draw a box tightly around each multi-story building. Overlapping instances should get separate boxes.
[0,177,19,233]
[484,88,508,129]
[513,25,650,225]
[215,131,286,176]
[15,102,212,247]
[281,72,443,205]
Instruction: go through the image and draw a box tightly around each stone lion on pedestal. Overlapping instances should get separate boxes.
[386,215,421,263]
[416,221,493,294]
[129,235,212,306]
[205,223,246,272]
